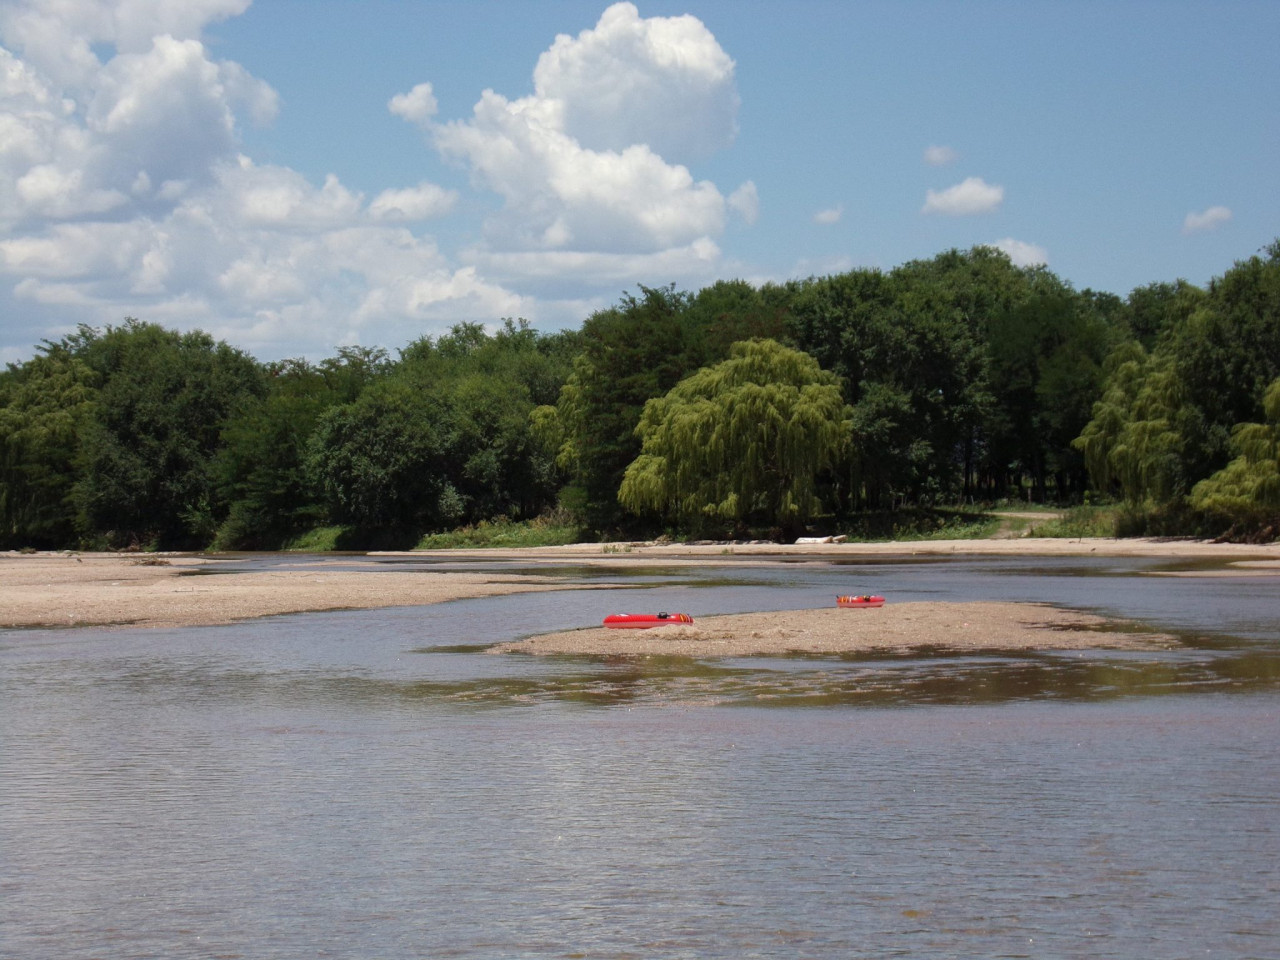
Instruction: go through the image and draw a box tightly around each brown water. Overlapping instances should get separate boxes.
[2,556,1278,958]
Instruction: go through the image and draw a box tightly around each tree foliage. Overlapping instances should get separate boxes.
[1189,378,1280,531]
[212,358,341,549]
[68,321,265,548]
[304,320,569,541]
[3,238,1276,548]
[0,345,99,547]
[619,339,850,536]
[787,246,1083,505]
[542,286,699,532]
[1076,241,1280,515]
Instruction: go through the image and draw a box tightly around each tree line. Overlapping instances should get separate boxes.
[2,241,1277,551]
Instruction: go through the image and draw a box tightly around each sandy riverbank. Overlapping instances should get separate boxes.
[0,554,583,629]
[396,535,1280,565]
[2,535,1275,632]
[490,602,1177,657]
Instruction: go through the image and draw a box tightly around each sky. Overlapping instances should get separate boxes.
[1,0,1276,365]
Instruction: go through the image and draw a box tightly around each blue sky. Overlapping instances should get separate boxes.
[1,0,1276,364]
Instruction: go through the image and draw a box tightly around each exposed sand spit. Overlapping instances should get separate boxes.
[490,601,1176,657]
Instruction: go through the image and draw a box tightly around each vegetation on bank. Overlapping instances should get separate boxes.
[2,241,1277,552]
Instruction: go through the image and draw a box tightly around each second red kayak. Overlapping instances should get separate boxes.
[837,595,885,608]
[603,612,694,629]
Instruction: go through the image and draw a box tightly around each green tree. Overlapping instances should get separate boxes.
[307,320,572,540]
[318,345,391,402]
[1125,280,1205,350]
[787,248,1043,506]
[1076,241,1280,512]
[682,279,796,361]
[212,359,338,549]
[70,320,265,548]
[307,378,455,534]
[986,288,1116,500]
[398,319,571,523]
[1189,378,1280,533]
[545,286,697,533]
[0,345,99,547]
[618,339,851,539]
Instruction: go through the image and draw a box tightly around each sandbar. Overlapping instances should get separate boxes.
[0,554,581,629]
[3,533,1275,632]
[397,536,1280,565]
[489,602,1176,657]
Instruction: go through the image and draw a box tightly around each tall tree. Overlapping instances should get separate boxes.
[1189,378,1280,533]
[1124,280,1205,350]
[71,321,265,548]
[307,379,455,534]
[213,359,338,549]
[1076,241,1280,510]
[544,286,696,533]
[788,247,1043,506]
[0,345,99,547]
[307,320,572,539]
[619,339,851,539]
[986,288,1115,499]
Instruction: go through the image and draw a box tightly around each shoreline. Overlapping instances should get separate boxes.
[2,535,1276,632]
[491,602,1177,658]
[0,553,586,630]
[392,535,1280,564]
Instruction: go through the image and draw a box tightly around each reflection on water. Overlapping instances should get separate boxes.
[2,555,1279,958]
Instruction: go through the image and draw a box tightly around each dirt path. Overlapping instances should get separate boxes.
[990,510,1064,538]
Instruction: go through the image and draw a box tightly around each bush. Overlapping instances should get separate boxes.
[1034,505,1119,538]
[414,510,583,550]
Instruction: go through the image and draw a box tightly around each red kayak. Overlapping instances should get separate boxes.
[603,612,694,629]
[837,594,885,608]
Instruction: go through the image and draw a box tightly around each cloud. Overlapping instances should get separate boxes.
[0,0,251,88]
[0,2,504,358]
[532,1,738,163]
[388,82,438,126]
[0,19,278,229]
[813,204,842,225]
[369,182,458,222]
[923,144,957,167]
[470,237,722,288]
[411,2,740,257]
[0,2,746,361]
[1182,205,1231,235]
[727,181,758,224]
[217,157,363,229]
[922,177,1003,215]
[989,238,1047,267]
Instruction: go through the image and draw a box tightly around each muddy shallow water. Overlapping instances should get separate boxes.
[2,554,1278,958]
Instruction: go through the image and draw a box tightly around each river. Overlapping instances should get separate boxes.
[2,554,1277,958]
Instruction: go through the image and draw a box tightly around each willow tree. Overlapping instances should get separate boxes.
[1189,378,1280,531]
[618,339,851,538]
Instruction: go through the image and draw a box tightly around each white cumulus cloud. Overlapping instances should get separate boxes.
[0,1,749,361]
[388,82,438,126]
[0,2,506,358]
[406,2,740,257]
[533,1,737,163]
[727,181,758,224]
[989,238,1047,268]
[1182,205,1231,235]
[813,204,842,225]
[922,177,1004,215]
[923,144,957,166]
[369,182,458,222]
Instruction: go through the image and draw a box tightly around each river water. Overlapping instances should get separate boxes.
[2,554,1278,958]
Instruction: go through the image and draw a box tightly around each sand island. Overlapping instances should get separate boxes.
[490,601,1177,657]
[2,537,1276,651]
